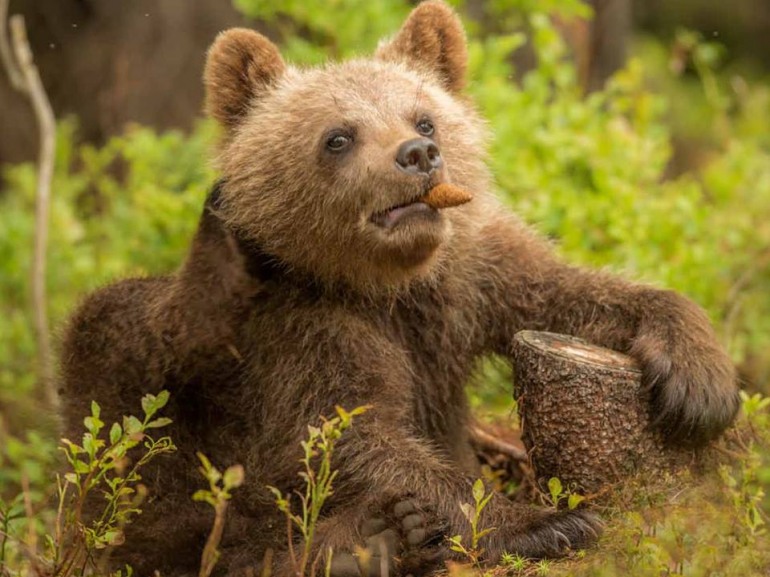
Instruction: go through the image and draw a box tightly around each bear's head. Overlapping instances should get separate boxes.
[204,1,490,294]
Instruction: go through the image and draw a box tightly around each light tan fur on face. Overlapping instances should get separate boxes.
[208,54,490,294]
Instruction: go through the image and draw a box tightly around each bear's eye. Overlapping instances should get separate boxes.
[416,118,435,137]
[325,131,353,153]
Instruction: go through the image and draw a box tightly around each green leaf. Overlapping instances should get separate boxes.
[110,422,123,444]
[123,415,143,436]
[197,452,213,472]
[548,477,563,504]
[223,464,245,490]
[145,417,173,429]
[448,535,465,553]
[141,390,171,419]
[267,485,290,512]
[155,390,170,410]
[60,438,83,455]
[266,485,283,499]
[472,478,486,505]
[476,527,496,540]
[116,486,135,498]
[91,401,101,419]
[103,529,125,546]
[192,490,215,506]
[82,433,97,460]
[141,393,156,417]
[84,415,105,436]
[568,494,586,510]
[335,406,351,424]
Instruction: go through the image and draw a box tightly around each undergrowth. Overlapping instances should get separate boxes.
[268,406,370,577]
[0,391,176,576]
[0,399,370,577]
[1,389,769,576]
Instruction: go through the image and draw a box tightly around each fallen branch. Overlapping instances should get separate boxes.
[468,422,528,462]
[0,1,58,411]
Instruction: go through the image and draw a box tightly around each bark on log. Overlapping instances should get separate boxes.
[512,331,691,494]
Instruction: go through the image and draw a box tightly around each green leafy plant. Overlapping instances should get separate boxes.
[0,391,175,576]
[55,391,176,575]
[545,477,585,511]
[193,453,245,577]
[268,405,370,576]
[535,558,552,576]
[501,551,527,570]
[448,478,496,569]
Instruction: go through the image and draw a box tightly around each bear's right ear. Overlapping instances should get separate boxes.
[204,29,285,130]
[376,1,467,93]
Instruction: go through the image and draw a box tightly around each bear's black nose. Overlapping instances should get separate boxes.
[395,138,442,176]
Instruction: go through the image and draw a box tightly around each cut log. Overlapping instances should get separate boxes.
[511,331,692,495]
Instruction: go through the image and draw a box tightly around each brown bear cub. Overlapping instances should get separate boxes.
[60,2,740,576]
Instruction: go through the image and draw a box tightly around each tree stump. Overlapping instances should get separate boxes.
[511,331,690,495]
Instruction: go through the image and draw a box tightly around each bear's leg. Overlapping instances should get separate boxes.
[477,218,740,445]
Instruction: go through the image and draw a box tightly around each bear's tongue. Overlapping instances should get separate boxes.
[379,201,434,229]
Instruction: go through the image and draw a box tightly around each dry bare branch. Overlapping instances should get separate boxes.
[0,6,58,411]
[469,422,528,462]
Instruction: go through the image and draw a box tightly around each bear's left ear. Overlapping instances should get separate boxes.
[376,1,468,93]
[204,28,286,130]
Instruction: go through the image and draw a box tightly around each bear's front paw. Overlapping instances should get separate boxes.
[329,517,399,577]
[501,509,602,560]
[329,499,448,577]
[631,290,741,445]
[392,500,449,576]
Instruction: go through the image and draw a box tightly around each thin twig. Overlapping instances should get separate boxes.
[286,513,299,576]
[1,10,58,411]
[0,0,24,90]
[54,476,67,568]
[199,500,229,577]
[20,471,49,576]
[21,473,37,555]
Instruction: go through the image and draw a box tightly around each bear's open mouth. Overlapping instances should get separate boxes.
[370,196,438,230]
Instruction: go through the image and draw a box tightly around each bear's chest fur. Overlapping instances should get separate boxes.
[232,279,482,477]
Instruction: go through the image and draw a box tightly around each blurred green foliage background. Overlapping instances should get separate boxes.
[2,0,770,575]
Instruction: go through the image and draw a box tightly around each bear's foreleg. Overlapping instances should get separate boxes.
[477,216,740,445]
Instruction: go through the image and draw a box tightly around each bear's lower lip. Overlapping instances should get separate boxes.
[371,201,438,229]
